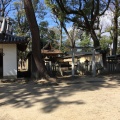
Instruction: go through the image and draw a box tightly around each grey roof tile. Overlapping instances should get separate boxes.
[0,33,28,44]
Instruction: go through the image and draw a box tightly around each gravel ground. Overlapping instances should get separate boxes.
[0,74,120,120]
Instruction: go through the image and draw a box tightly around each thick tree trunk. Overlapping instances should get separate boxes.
[90,29,100,48]
[102,52,107,68]
[24,0,49,79]
[112,0,118,55]
[90,29,107,69]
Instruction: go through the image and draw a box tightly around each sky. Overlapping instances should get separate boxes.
[5,0,117,36]
[5,0,58,28]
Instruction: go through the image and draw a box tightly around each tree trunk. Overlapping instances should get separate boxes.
[24,0,49,79]
[1,3,5,17]
[102,51,107,68]
[112,0,118,55]
[90,29,107,69]
[59,22,62,49]
[90,29,100,48]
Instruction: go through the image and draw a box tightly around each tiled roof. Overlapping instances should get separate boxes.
[41,49,63,55]
[0,33,28,44]
[41,41,63,56]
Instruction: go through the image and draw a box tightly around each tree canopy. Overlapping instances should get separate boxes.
[45,0,111,48]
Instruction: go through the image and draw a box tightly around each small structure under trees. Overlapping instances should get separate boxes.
[27,41,63,77]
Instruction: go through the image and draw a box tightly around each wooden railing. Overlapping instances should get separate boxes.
[107,61,120,73]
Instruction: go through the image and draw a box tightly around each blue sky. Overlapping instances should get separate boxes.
[43,9,58,28]
[5,0,114,36]
[40,0,62,28]
[6,0,58,28]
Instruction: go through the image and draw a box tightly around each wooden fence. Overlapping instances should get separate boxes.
[45,57,120,76]
[107,55,120,73]
[107,61,120,73]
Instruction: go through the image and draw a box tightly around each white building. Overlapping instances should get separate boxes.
[0,17,28,78]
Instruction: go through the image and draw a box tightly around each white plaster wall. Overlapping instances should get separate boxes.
[0,44,17,77]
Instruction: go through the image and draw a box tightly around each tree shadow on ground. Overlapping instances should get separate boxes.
[0,74,120,113]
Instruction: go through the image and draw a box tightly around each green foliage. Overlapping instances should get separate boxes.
[13,0,47,35]
[39,21,49,42]
[45,0,66,22]
[13,1,29,36]
[79,33,92,52]
[13,0,48,60]
[33,0,47,19]
[117,48,120,54]
[0,0,14,17]
[45,0,110,28]
[45,0,111,49]
[61,39,70,53]
[32,0,39,10]
[100,36,112,50]
[39,22,60,49]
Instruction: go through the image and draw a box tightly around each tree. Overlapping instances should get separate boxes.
[104,0,120,55]
[13,0,47,36]
[45,0,111,48]
[23,0,51,80]
[100,36,112,50]
[60,23,82,76]
[39,21,49,43]
[13,1,32,70]
[0,0,13,17]
[50,13,63,49]
[39,21,60,49]
[47,28,60,48]
[109,0,120,55]
[79,33,92,52]
[13,1,29,36]
[100,35,112,66]
[65,25,81,76]
[13,0,48,63]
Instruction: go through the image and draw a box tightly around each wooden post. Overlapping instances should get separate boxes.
[92,49,96,77]
[71,48,75,76]
[1,18,6,33]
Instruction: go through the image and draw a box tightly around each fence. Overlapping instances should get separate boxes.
[107,55,120,73]
[45,60,104,76]
[45,56,120,76]
[78,55,120,74]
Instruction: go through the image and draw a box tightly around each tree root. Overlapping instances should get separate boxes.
[33,73,58,85]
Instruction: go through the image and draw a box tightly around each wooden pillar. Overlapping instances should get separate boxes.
[92,49,96,77]
[71,48,75,76]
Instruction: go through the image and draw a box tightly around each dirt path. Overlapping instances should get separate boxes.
[0,74,120,120]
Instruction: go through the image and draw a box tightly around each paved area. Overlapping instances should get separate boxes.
[0,74,120,120]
